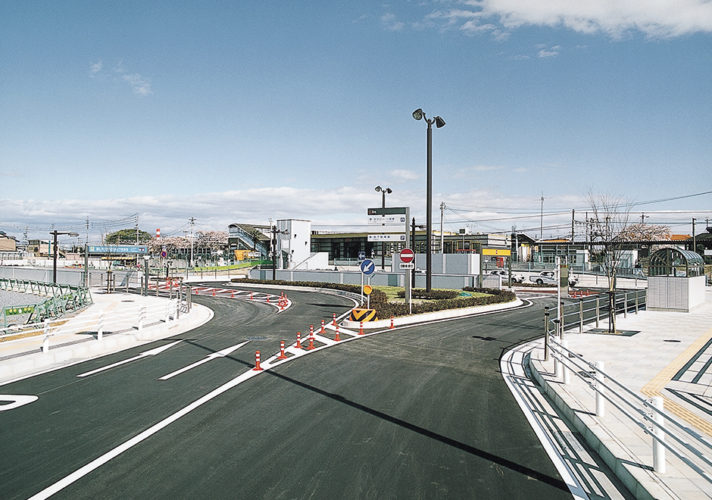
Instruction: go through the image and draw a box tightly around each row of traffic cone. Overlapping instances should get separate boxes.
[253,314,397,371]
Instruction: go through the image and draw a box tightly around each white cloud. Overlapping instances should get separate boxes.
[120,72,153,96]
[381,13,405,31]
[466,0,712,38]
[90,59,154,96]
[537,44,561,58]
[89,60,103,76]
[391,169,420,181]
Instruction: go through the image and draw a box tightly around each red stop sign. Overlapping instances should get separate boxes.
[400,248,414,263]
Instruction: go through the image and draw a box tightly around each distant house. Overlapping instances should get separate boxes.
[0,232,17,252]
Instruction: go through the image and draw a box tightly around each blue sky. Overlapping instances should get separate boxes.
[2,1,711,242]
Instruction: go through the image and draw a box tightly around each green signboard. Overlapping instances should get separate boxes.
[4,305,35,316]
[367,207,408,216]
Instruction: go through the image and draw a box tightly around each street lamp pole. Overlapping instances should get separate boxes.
[413,108,445,292]
[50,230,79,284]
[375,185,392,270]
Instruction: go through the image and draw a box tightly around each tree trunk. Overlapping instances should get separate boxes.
[608,271,617,333]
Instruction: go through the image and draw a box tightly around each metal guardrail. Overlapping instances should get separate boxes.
[550,289,646,335]
[0,278,93,325]
[542,291,712,484]
[0,298,184,350]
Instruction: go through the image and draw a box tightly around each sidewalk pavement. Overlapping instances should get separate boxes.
[0,288,212,384]
[528,289,712,499]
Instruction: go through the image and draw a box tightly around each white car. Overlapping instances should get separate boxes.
[529,271,578,286]
[489,269,525,283]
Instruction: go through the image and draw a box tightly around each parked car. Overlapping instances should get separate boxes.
[529,271,578,287]
[489,269,525,283]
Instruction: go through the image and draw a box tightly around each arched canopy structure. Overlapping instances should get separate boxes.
[649,248,705,277]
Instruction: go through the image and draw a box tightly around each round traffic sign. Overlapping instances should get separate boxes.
[160,250,167,258]
[360,259,376,275]
[400,248,414,263]
[363,285,373,295]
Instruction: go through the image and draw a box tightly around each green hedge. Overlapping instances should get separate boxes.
[230,279,514,318]
[396,289,459,300]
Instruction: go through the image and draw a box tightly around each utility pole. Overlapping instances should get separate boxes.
[271,223,277,280]
[692,218,697,254]
[540,193,544,241]
[189,217,196,268]
[571,209,575,241]
[135,217,140,270]
[440,202,445,254]
[84,217,89,287]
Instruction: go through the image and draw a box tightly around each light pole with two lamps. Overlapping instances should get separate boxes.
[50,230,79,284]
[412,108,445,292]
[374,185,392,270]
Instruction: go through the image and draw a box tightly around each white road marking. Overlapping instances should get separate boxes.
[76,340,183,378]
[500,344,588,500]
[35,297,523,498]
[29,367,262,500]
[158,341,249,380]
[0,395,38,411]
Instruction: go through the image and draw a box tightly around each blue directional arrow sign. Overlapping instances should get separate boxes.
[360,259,375,275]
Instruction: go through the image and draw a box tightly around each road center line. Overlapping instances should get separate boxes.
[29,367,261,500]
[76,340,183,378]
[159,341,249,381]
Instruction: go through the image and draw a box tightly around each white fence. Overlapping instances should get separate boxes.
[544,323,712,485]
[0,299,185,353]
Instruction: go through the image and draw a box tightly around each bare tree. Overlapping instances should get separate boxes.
[588,194,633,333]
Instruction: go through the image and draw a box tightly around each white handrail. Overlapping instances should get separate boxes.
[547,335,712,482]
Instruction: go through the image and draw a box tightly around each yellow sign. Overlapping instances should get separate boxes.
[363,285,373,295]
[350,308,377,322]
[482,248,511,256]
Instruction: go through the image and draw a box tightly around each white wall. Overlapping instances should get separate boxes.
[277,219,311,269]
[392,253,481,275]
[648,276,707,312]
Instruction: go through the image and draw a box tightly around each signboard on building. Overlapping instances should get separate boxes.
[482,248,511,256]
[88,245,148,254]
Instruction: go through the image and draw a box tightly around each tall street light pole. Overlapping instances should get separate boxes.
[412,108,445,292]
[50,230,79,284]
[375,185,392,270]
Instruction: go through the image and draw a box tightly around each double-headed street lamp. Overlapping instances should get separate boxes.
[375,185,392,270]
[50,230,79,284]
[412,108,445,292]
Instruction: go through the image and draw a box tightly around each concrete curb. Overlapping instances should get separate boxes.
[342,298,524,329]
[527,350,676,500]
[0,303,213,385]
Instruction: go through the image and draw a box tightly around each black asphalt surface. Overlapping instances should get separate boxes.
[0,286,570,499]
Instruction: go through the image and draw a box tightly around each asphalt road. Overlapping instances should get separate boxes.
[0,286,571,499]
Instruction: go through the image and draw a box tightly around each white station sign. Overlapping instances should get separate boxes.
[368,215,407,225]
[367,234,406,242]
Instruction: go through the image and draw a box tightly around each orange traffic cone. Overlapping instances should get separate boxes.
[253,351,263,371]
[278,340,288,360]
